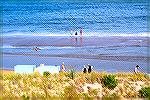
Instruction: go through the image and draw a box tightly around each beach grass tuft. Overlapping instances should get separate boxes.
[102,74,118,89]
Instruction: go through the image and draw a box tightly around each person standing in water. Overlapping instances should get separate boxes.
[79,28,83,46]
[80,28,83,37]
[74,32,78,45]
[75,32,78,36]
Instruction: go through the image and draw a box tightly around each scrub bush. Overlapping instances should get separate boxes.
[43,71,51,77]
[139,87,150,99]
[102,74,118,89]
[22,95,30,100]
[68,69,75,80]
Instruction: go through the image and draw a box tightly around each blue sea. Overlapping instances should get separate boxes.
[2,2,150,73]
[2,2,148,36]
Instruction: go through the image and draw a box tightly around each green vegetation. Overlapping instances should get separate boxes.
[22,95,30,100]
[43,71,51,77]
[68,69,75,80]
[144,74,150,80]
[139,87,150,99]
[0,73,3,80]
[102,74,118,89]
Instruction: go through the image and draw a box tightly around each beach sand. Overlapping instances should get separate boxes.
[3,54,149,73]
[0,69,14,74]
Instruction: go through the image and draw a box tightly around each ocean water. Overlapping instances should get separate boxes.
[2,2,148,36]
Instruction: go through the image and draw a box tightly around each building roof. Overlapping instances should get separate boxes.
[37,65,60,75]
[14,65,36,74]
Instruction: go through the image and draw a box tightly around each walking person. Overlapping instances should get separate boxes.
[83,65,87,73]
[61,62,65,72]
[87,64,93,73]
[134,65,140,74]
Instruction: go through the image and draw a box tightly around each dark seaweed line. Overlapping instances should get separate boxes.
[3,52,148,62]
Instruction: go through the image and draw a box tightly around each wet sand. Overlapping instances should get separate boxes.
[3,52,149,62]
[3,54,149,73]
[2,36,150,73]
[3,36,149,47]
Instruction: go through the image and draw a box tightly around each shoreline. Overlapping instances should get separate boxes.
[3,53,149,62]
[3,32,150,37]
[3,35,149,47]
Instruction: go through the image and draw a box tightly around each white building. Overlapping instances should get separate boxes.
[35,64,60,75]
[14,65,36,74]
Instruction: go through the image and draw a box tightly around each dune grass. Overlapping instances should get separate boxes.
[1,71,150,99]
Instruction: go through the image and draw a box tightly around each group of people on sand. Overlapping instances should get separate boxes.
[60,62,93,73]
[83,64,93,73]
[61,62,141,74]
[82,64,141,74]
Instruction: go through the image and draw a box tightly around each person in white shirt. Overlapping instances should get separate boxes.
[83,65,87,73]
[134,65,140,73]
[61,62,65,72]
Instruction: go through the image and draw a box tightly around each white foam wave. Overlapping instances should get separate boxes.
[109,32,150,37]
[39,46,77,50]
[2,45,32,49]
[2,45,16,49]
[2,32,150,37]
